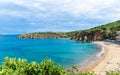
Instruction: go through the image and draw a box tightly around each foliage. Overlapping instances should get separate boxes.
[72,20,120,41]
[18,30,81,39]
[78,72,96,75]
[106,70,120,75]
[0,57,120,75]
[0,57,66,75]
[66,31,81,38]
[18,32,68,39]
[67,65,79,75]
[0,57,97,75]
[18,20,120,40]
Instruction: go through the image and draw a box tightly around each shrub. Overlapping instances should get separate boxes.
[0,57,119,75]
[0,57,67,75]
[106,70,120,75]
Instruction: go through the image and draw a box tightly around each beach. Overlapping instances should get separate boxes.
[92,41,120,75]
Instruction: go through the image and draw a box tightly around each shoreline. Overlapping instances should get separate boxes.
[93,41,120,75]
[82,41,109,72]
[76,41,107,72]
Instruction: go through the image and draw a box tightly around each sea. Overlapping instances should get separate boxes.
[0,35,98,68]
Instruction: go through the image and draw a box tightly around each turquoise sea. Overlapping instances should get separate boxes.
[0,35,98,67]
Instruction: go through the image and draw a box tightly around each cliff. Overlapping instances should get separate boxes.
[71,20,120,41]
[18,20,120,40]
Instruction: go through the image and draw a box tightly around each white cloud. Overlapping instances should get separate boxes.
[0,0,120,32]
[0,0,120,21]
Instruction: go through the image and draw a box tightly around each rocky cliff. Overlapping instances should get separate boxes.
[71,20,120,41]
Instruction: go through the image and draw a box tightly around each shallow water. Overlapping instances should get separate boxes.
[0,35,98,67]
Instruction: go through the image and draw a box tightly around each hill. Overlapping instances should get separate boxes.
[71,20,120,41]
[66,30,81,37]
[18,20,120,40]
[18,32,68,39]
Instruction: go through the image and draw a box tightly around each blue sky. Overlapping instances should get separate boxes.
[0,0,120,34]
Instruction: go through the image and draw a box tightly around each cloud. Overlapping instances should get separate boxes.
[0,0,120,19]
[0,0,120,33]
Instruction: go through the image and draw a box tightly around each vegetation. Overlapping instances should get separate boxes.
[71,20,120,41]
[0,57,67,75]
[18,32,68,39]
[106,70,120,75]
[0,57,119,75]
[19,20,120,41]
[18,31,80,39]
[66,30,81,38]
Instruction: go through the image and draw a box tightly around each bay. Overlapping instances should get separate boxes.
[0,35,98,67]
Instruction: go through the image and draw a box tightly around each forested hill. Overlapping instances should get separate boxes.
[71,20,120,41]
[18,20,120,40]
[18,31,80,39]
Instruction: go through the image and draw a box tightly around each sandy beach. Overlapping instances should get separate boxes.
[92,41,120,75]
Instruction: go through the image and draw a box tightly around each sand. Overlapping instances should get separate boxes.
[93,41,120,75]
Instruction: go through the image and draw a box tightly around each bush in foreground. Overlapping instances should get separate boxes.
[106,70,120,75]
[0,57,119,75]
[0,57,66,75]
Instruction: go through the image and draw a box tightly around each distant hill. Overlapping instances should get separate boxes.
[71,20,120,41]
[18,20,120,40]
[18,31,80,39]
[18,32,67,39]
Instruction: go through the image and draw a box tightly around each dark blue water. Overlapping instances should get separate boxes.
[0,35,98,67]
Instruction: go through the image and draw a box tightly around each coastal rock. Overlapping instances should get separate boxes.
[71,20,120,41]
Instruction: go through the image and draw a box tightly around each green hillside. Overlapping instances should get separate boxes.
[18,31,80,39]
[19,20,120,40]
[86,20,120,32]
[18,32,68,39]
[71,20,120,41]
[66,30,81,37]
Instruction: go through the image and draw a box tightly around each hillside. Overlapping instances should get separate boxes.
[18,32,68,39]
[66,30,81,37]
[18,30,80,39]
[19,20,120,40]
[71,20,120,41]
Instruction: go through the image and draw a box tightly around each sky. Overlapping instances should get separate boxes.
[0,0,120,34]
